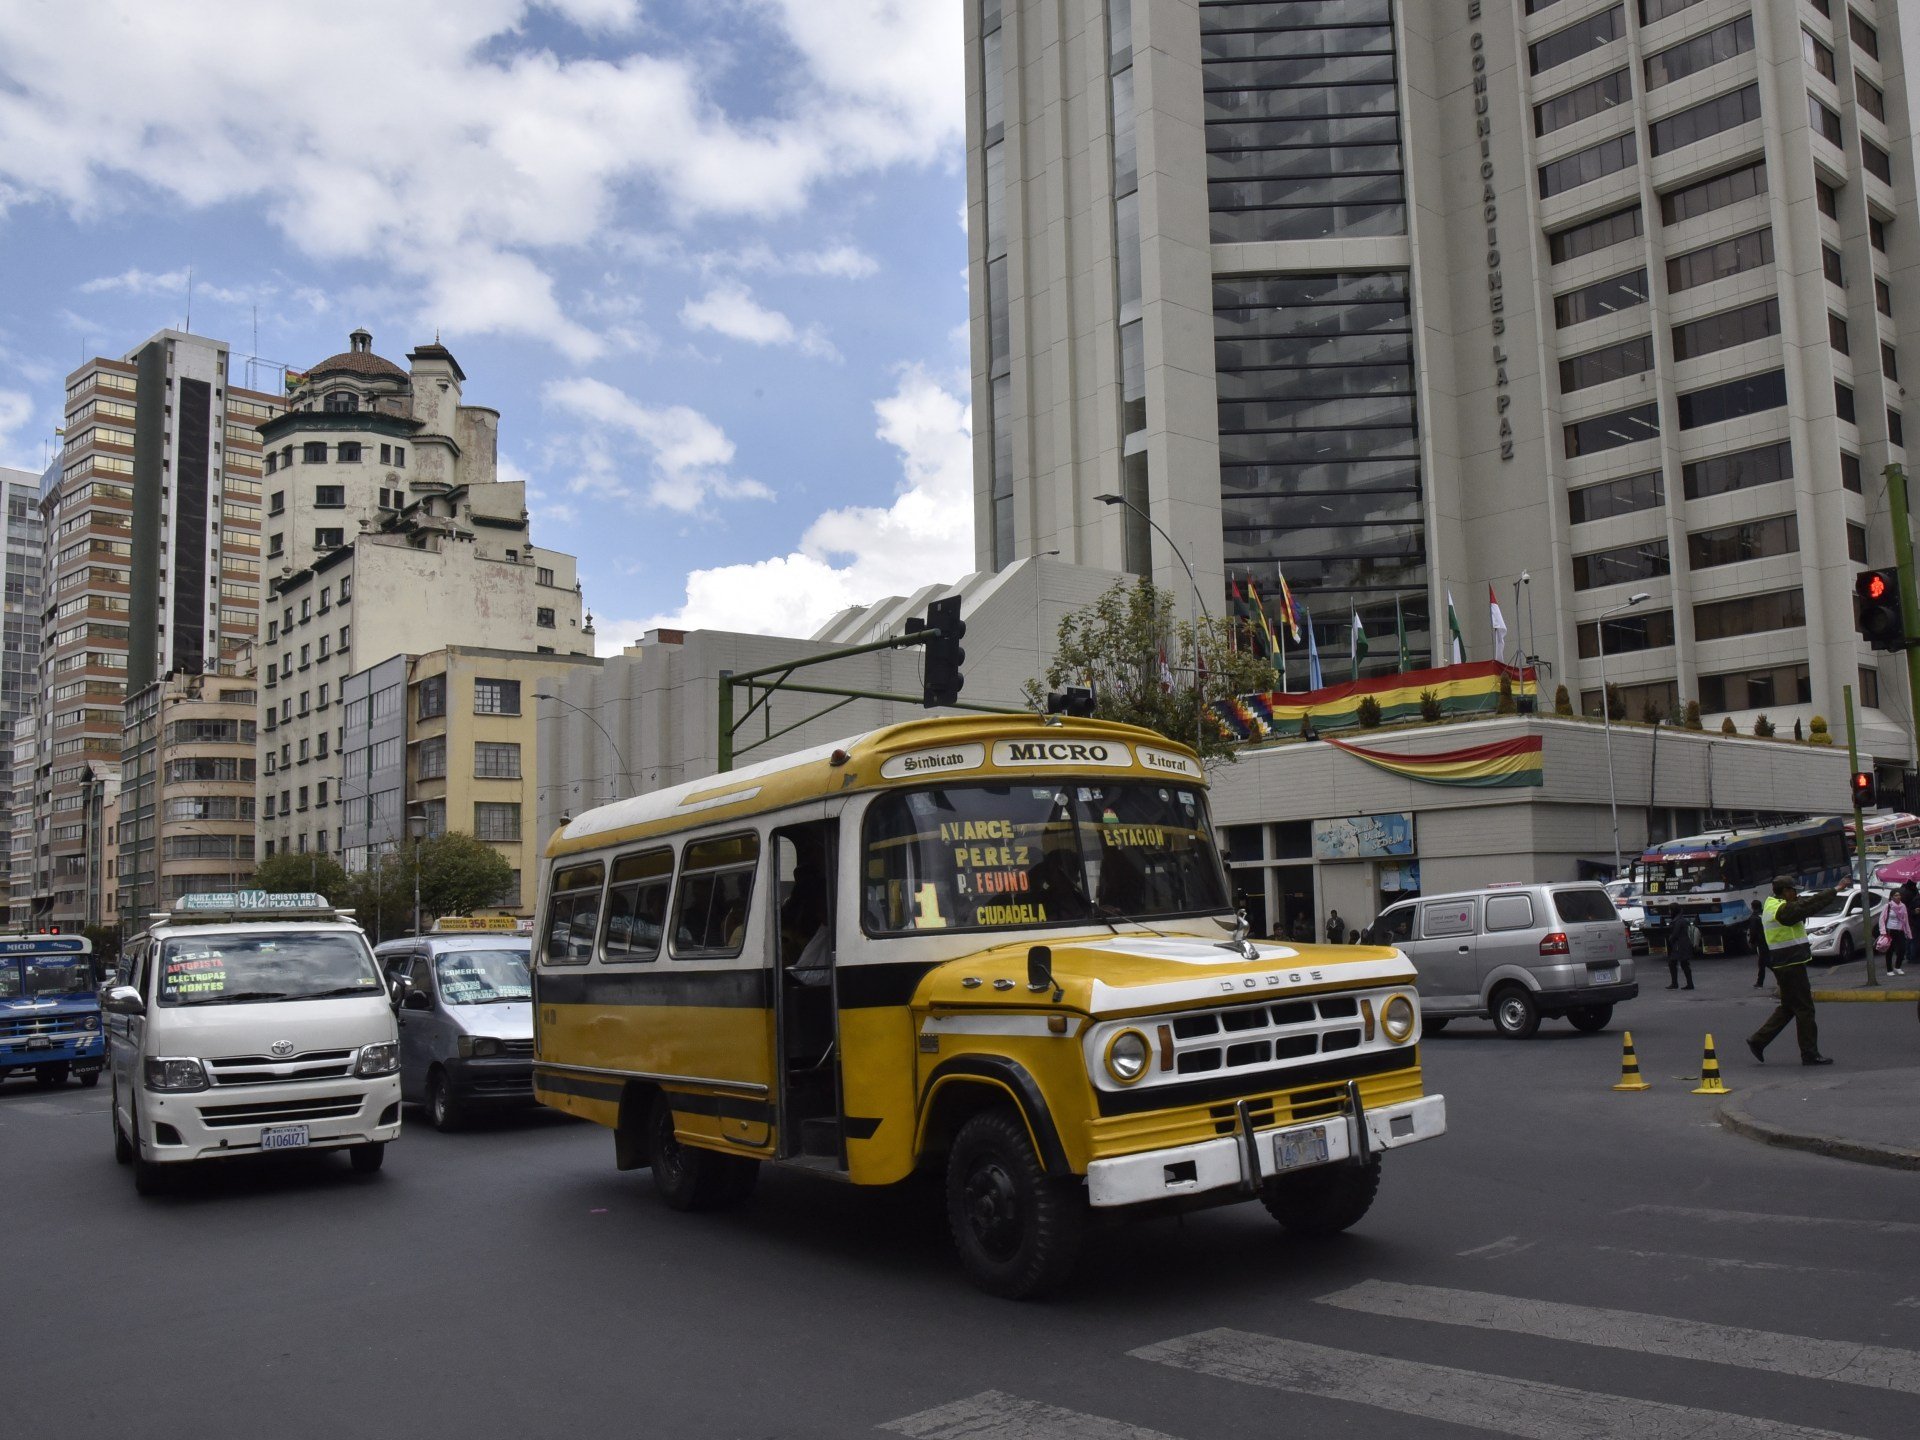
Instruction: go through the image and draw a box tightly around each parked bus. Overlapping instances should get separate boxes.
[1847,811,1920,856]
[533,715,1445,1297]
[1637,818,1851,954]
[0,933,103,1088]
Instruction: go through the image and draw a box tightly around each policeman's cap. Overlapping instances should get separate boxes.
[1771,875,1799,896]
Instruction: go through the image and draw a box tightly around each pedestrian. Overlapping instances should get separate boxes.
[1747,875,1838,1066]
[1664,910,1694,990]
[1750,899,1770,986]
[1325,908,1345,945]
[1347,928,1360,945]
[1290,913,1313,943]
[1885,886,1912,977]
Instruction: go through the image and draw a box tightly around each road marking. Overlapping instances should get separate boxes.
[1620,1204,1920,1236]
[1318,1280,1920,1396]
[879,1391,1180,1440]
[1457,1235,1536,1259]
[1132,1329,1873,1440]
[1594,1245,1864,1278]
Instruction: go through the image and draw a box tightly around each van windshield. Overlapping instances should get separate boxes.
[435,949,531,1004]
[862,780,1228,935]
[155,932,383,1006]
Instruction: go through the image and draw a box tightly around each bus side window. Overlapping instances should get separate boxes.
[603,847,674,963]
[543,862,605,966]
[672,833,760,959]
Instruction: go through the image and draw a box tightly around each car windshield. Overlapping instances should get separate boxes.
[155,931,382,1006]
[25,958,95,997]
[434,948,531,1004]
[862,780,1229,935]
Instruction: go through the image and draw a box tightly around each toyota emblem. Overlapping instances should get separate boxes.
[270,1040,295,1057]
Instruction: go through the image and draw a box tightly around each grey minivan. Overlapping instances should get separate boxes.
[1374,883,1637,1038]
[375,934,534,1129]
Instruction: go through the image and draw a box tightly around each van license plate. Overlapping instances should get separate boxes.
[1591,968,1618,984]
[260,1124,309,1151]
[1274,1125,1329,1172]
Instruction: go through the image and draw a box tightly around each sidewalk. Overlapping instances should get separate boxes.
[1719,1068,1920,1170]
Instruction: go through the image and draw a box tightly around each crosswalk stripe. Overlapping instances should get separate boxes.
[1132,1328,1873,1440]
[1318,1280,1920,1396]
[878,1390,1181,1440]
[1621,1204,1920,1236]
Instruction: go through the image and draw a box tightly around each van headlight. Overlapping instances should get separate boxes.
[354,1042,400,1077]
[457,1035,502,1059]
[143,1057,208,1092]
[1104,1029,1150,1084]
[1381,994,1417,1044]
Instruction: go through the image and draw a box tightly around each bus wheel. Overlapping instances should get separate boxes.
[34,1062,70,1088]
[1567,1004,1614,1033]
[79,1069,101,1088]
[1491,985,1540,1039]
[1261,1155,1381,1236]
[945,1107,1085,1300]
[647,1094,758,1212]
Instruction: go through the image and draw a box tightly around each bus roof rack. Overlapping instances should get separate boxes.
[158,891,351,925]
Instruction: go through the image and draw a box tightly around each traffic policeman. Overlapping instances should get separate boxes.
[1747,875,1837,1066]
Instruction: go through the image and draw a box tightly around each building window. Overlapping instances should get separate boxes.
[1559,335,1654,393]
[394,446,406,467]
[1699,663,1809,714]
[264,795,275,819]
[1890,411,1905,449]
[1666,228,1772,293]
[416,735,446,780]
[474,802,522,843]
[317,682,330,708]
[1659,159,1765,226]
[1836,382,1857,423]
[1848,522,1868,563]
[1828,313,1850,354]
[299,643,310,669]
[1808,94,1843,147]
[1682,441,1792,500]
[339,574,352,602]
[268,533,284,557]
[1858,76,1886,123]
[475,741,522,779]
[1816,180,1840,220]
[1860,666,1881,709]
[1823,245,1845,286]
[298,690,310,716]
[1577,607,1674,658]
[1676,369,1787,431]
[1848,9,1878,61]
[1554,268,1648,328]
[1645,15,1752,89]
[1547,204,1641,265]
[474,678,521,716]
[537,566,555,586]
[1694,589,1806,642]
[1639,0,1710,23]
[1530,4,1624,76]
[1534,69,1631,137]
[416,674,446,720]
[264,452,277,475]
[318,634,330,660]
[314,528,344,549]
[1862,138,1892,185]
[1869,216,1889,252]
[1568,470,1662,525]
[269,490,285,515]
[1564,402,1659,458]
[1876,278,1893,317]
[1883,344,1899,382]
[314,485,345,508]
[1671,298,1780,361]
[536,606,556,629]
[298,736,309,762]
[302,442,328,464]
[1801,29,1836,81]
[1580,679,1678,723]
[337,441,362,463]
[1572,539,1670,589]
[1687,514,1799,569]
[323,391,359,413]
[1841,451,1863,492]
[1648,83,1760,158]
[1537,131,1637,199]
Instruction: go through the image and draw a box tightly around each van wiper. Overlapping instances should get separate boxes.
[1094,902,1171,940]
[194,990,288,1005]
[298,985,386,999]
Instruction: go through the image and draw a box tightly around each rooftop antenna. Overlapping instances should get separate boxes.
[184,265,193,333]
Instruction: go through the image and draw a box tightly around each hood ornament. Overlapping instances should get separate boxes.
[270,1039,295,1057]
[1215,910,1259,962]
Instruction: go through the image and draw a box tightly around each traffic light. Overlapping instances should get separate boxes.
[1046,685,1097,717]
[911,594,967,708]
[1851,771,1876,810]
[1855,569,1906,652]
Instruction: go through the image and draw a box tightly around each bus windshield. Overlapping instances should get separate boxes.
[862,780,1228,935]
[1643,858,1721,894]
[24,958,95,997]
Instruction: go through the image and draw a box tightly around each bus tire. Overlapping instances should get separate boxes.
[1261,1155,1380,1236]
[945,1107,1085,1300]
[80,1069,101,1088]
[1423,1017,1450,1033]
[34,1062,70,1088]
[1567,1004,1614,1033]
[647,1094,757,1212]
[1491,985,1540,1039]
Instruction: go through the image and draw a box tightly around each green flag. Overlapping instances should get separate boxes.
[1396,596,1410,672]
[1446,587,1464,665]
[1349,607,1368,681]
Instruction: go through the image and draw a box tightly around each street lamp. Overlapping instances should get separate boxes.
[536,691,638,804]
[1092,492,1217,748]
[406,802,428,936]
[1596,591,1650,878]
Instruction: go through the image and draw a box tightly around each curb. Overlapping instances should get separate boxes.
[1717,1087,1920,1171]
[1811,990,1920,1002]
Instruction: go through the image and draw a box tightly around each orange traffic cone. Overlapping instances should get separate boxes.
[1691,1033,1729,1095]
[1612,1030,1651,1091]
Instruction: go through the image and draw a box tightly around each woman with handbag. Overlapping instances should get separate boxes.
[1886,886,1912,977]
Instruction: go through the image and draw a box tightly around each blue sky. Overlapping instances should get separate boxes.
[0,0,973,650]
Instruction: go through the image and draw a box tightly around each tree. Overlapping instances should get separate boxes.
[83,924,121,971]
[1720,717,1737,735]
[1640,696,1666,725]
[1495,672,1516,715]
[1356,695,1383,728]
[1605,683,1626,722]
[1753,713,1775,738]
[1023,579,1277,761]
[252,851,351,906]
[1418,690,1443,723]
[348,832,516,937]
[1553,684,1573,716]
[1809,715,1832,746]
[1792,717,1804,742]
[1683,700,1703,731]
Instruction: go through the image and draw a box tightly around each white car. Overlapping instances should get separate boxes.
[1604,881,1650,955]
[1805,886,1890,962]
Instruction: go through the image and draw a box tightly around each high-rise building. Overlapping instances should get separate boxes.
[256,332,594,862]
[0,465,46,924]
[13,331,278,929]
[969,0,1917,762]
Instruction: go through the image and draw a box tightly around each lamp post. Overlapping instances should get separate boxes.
[406,803,428,936]
[1596,591,1650,878]
[1092,492,1216,749]
[536,691,638,805]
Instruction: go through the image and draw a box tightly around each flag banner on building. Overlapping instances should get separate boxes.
[1276,567,1302,642]
[1445,588,1464,664]
[1209,660,1538,742]
[1244,577,1282,661]
[1303,605,1323,690]
[1396,596,1411,672]
[1326,733,1545,789]
[1349,607,1368,681]
[1489,585,1507,664]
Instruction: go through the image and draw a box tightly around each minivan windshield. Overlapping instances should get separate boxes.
[435,948,531,1004]
[862,780,1228,934]
[155,931,383,1006]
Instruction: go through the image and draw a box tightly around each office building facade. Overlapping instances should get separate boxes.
[968,0,1919,762]
[0,465,46,924]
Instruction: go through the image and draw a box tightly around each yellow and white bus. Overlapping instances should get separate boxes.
[532,715,1444,1296]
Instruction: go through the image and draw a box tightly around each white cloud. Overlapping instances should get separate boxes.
[0,390,37,469]
[80,266,189,296]
[0,2,963,360]
[597,363,972,647]
[679,281,836,359]
[543,375,770,512]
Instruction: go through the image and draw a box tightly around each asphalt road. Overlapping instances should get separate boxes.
[5,956,1917,1440]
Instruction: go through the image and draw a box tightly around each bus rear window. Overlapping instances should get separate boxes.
[543,861,604,966]
[1551,888,1617,925]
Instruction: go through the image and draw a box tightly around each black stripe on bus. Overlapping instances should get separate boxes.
[534,1070,625,1102]
[1093,1047,1416,1118]
[842,1115,882,1141]
[834,961,942,1009]
[664,1090,775,1126]
[536,968,772,1010]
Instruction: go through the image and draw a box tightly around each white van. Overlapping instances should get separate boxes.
[103,892,401,1194]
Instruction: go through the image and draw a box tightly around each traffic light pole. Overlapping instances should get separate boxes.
[1844,683,1879,988]
[1887,464,1920,769]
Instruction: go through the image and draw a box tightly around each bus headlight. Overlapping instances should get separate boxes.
[1381,994,1417,1044]
[1105,1029,1151,1083]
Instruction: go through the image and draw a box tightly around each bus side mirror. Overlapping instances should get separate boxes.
[1027,945,1053,994]
[103,986,144,1017]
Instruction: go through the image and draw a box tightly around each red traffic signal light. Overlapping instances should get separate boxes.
[1851,771,1876,809]
[1866,572,1890,602]
[1855,569,1906,652]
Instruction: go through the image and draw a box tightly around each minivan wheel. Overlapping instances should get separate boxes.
[349,1142,386,1175]
[428,1069,464,1133]
[1567,1004,1614,1033]
[1491,985,1540,1039]
[111,1084,133,1165]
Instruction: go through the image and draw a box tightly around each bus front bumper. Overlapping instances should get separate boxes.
[1085,1093,1445,1209]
